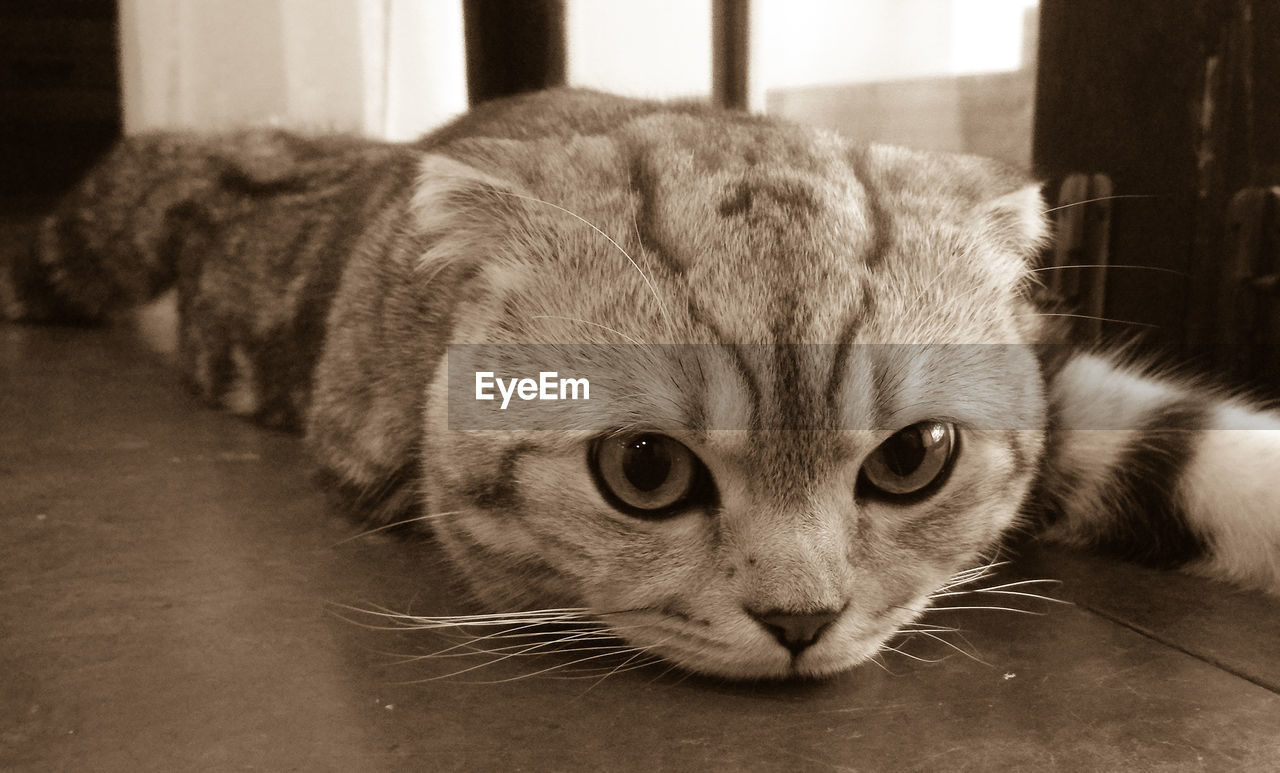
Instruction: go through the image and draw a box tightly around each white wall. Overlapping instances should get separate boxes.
[379,0,468,141]
[117,0,1035,136]
[565,0,712,100]
[562,0,1035,112]
[118,0,466,139]
[753,0,1036,94]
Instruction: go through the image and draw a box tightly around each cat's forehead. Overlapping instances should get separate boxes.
[600,115,1031,345]
[622,112,853,177]
[610,115,1024,277]
[617,112,1015,220]
[457,110,1041,348]
[620,114,869,246]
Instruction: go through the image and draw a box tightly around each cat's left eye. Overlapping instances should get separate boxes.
[589,433,712,517]
[857,421,958,501]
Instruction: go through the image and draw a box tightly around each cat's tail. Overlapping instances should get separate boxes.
[1037,352,1280,595]
[0,128,361,325]
[0,134,227,325]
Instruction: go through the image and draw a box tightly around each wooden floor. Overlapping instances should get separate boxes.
[3,322,1279,772]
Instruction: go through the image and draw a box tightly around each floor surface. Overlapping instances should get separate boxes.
[2,323,1279,772]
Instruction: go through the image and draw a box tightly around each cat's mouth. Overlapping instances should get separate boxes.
[596,603,911,680]
[642,629,892,681]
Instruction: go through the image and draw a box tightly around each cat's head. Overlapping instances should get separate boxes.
[412,110,1049,679]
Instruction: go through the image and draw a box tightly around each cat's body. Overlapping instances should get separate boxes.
[4,89,1278,679]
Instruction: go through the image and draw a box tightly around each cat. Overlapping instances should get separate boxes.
[3,88,1278,680]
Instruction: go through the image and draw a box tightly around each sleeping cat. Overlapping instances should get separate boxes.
[3,88,1278,679]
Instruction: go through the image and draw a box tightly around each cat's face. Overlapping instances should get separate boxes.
[414,114,1048,678]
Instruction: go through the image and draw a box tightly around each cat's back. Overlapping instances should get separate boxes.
[418,88,712,146]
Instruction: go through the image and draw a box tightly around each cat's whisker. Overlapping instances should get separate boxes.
[585,654,670,678]
[327,608,435,633]
[388,628,624,666]
[550,656,668,682]
[936,575,996,593]
[930,577,1066,600]
[904,274,954,324]
[326,604,600,638]
[1023,311,1159,329]
[431,617,657,643]
[477,653,641,684]
[339,603,690,679]
[926,604,1048,616]
[1029,263,1186,276]
[394,625,619,661]
[914,572,1065,645]
[409,640,640,664]
[900,629,992,667]
[864,652,896,675]
[391,632,606,682]
[520,633,681,679]
[329,509,465,546]
[491,190,676,336]
[376,634,619,666]
[896,625,962,634]
[943,569,999,586]
[405,633,680,685]
[552,648,666,673]
[629,206,643,250]
[392,611,593,626]
[486,627,684,682]
[950,558,1009,576]
[941,566,999,586]
[1040,193,1160,214]
[344,611,588,630]
[528,314,647,346]
[578,645,666,690]
[878,644,948,664]
[930,589,1067,604]
[335,602,592,622]
[343,603,680,647]
[327,612,566,636]
[936,561,1009,591]
[644,655,692,685]
[414,644,575,681]
[383,615,591,632]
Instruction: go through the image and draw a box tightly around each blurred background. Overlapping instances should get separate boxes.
[0,0,1038,188]
[2,0,1278,384]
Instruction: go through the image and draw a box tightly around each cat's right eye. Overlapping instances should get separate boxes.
[589,433,713,518]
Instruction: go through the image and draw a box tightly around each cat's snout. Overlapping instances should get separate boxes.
[746,607,842,656]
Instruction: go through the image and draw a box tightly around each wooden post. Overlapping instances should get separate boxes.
[712,0,750,111]
[462,0,566,105]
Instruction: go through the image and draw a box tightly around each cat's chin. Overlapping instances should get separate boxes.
[665,653,871,682]
[650,640,881,682]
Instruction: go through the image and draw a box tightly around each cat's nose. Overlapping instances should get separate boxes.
[747,608,842,656]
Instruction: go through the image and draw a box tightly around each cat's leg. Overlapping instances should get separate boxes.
[1036,353,1280,594]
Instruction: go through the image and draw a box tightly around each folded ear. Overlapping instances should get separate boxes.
[308,152,540,516]
[411,153,526,234]
[408,152,540,291]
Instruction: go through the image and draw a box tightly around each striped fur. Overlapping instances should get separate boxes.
[3,89,1277,679]
[1039,354,1280,591]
